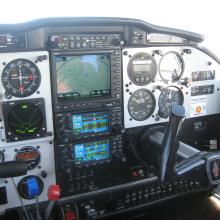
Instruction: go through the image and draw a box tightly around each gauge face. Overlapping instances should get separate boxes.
[15,146,41,170]
[127,53,157,85]
[128,89,156,121]
[1,59,41,98]
[159,52,184,83]
[158,86,184,118]
[8,102,43,137]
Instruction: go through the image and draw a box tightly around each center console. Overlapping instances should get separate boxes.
[49,34,134,198]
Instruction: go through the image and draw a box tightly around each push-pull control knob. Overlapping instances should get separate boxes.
[85,205,98,219]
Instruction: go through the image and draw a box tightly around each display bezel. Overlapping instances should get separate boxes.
[72,138,112,166]
[3,98,48,142]
[71,110,109,137]
[51,50,118,105]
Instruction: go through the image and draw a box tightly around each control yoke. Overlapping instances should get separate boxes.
[148,104,220,186]
[0,161,27,178]
[159,104,185,183]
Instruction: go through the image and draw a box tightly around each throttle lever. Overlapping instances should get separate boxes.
[160,104,185,184]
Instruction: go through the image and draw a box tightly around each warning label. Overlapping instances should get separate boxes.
[190,95,207,117]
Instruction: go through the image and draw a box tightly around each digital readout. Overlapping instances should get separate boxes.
[74,139,110,164]
[16,152,39,160]
[72,112,108,135]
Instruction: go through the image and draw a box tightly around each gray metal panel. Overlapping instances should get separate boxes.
[123,46,220,128]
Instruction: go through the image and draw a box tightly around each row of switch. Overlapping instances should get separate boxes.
[116,179,201,210]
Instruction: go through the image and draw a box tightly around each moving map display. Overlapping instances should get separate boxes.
[56,54,111,101]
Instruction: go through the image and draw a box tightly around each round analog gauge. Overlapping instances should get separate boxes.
[1,59,41,98]
[159,52,184,83]
[15,146,41,170]
[158,86,184,118]
[8,102,43,137]
[128,89,156,121]
[127,53,157,85]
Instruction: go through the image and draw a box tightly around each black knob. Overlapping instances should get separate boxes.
[5,88,13,99]
[60,134,70,143]
[156,85,164,91]
[41,170,47,179]
[87,208,97,219]
[111,39,120,46]
[121,154,127,162]
[153,50,163,56]
[115,152,126,162]
[182,49,192,54]
[111,124,125,134]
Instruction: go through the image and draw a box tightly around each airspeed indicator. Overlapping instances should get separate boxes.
[128,89,156,121]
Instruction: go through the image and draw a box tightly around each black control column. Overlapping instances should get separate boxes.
[159,104,185,184]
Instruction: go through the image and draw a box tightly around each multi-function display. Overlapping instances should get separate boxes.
[56,54,111,101]
[72,112,108,135]
[74,139,110,164]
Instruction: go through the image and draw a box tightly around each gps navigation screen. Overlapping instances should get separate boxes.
[72,112,109,135]
[74,139,110,165]
[56,54,111,101]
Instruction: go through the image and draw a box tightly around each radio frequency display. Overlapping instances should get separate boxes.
[72,112,108,135]
[74,139,110,164]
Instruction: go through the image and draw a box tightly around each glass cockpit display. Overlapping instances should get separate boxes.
[56,54,111,101]
[7,102,43,137]
[72,112,109,136]
[3,98,47,142]
[73,139,110,165]
[127,53,157,86]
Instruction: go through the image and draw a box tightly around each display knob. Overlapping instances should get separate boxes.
[41,170,47,179]
[111,124,125,134]
[60,133,70,143]
[115,152,126,162]
[65,166,73,176]
[120,154,127,162]
[87,208,97,219]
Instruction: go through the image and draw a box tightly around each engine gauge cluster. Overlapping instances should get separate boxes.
[123,47,190,128]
